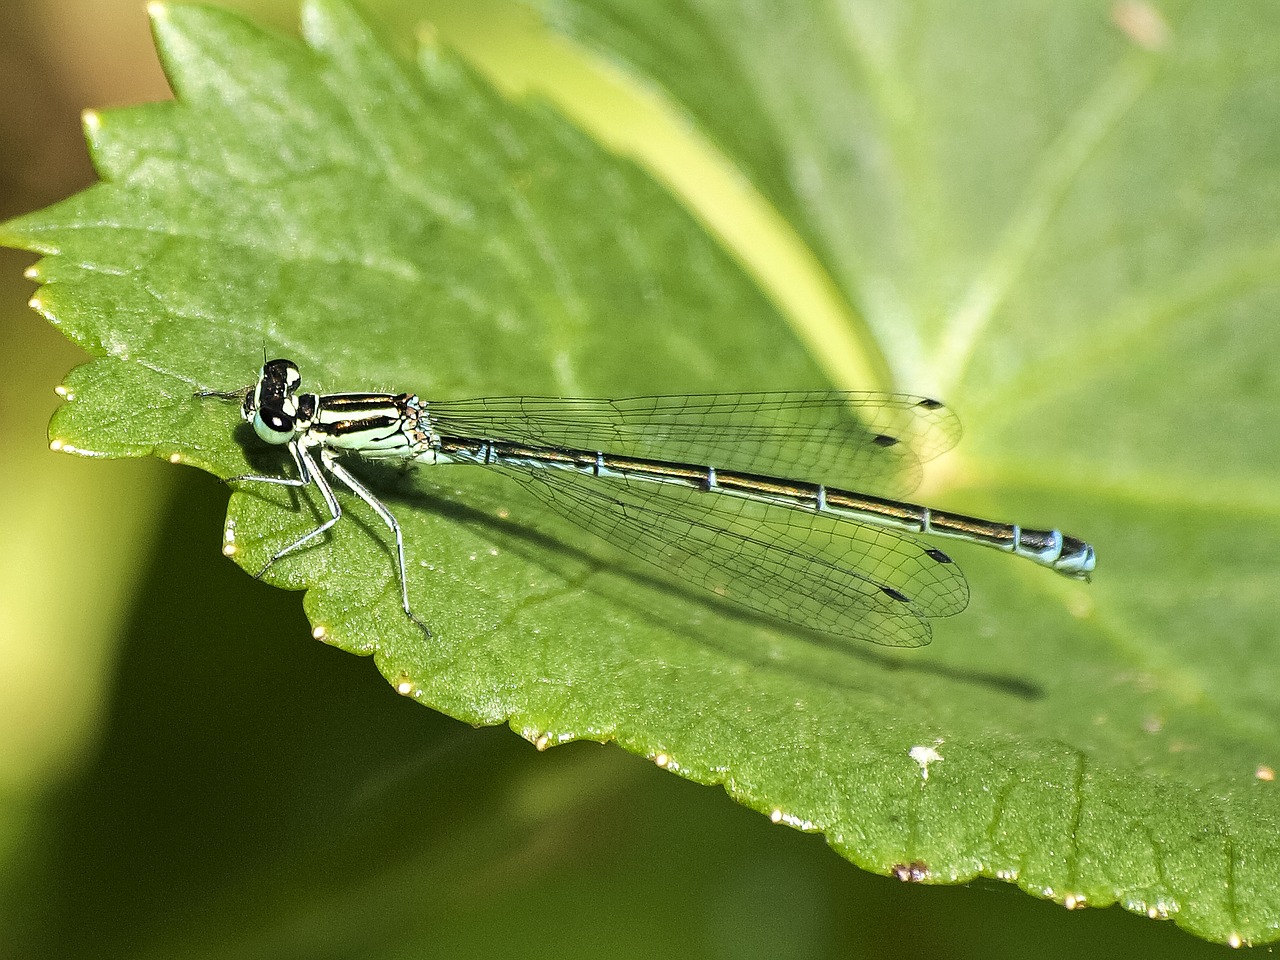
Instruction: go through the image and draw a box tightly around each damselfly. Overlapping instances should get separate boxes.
[209,359,1094,647]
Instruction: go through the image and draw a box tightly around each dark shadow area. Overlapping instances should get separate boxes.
[0,469,498,955]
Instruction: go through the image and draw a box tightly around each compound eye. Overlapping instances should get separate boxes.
[253,403,296,445]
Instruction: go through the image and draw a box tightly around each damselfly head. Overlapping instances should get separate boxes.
[246,358,309,445]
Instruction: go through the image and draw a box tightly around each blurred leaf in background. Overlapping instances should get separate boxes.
[1,0,1278,956]
[0,0,170,910]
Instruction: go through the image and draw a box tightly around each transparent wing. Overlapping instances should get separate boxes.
[429,392,960,499]
[501,465,970,648]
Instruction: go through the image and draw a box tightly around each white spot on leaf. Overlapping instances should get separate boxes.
[909,744,943,781]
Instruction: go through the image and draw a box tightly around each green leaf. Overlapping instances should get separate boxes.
[4,0,1280,946]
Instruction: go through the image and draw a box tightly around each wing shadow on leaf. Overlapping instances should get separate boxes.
[227,446,1045,701]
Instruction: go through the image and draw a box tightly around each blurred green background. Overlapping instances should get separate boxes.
[0,1,1244,956]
